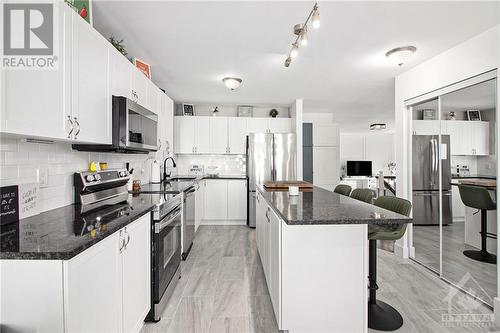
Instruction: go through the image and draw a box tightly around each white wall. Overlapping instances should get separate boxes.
[340,133,394,176]
[291,99,303,180]
[394,25,499,317]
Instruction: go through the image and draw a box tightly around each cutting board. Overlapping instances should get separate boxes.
[263,181,313,190]
[459,179,496,190]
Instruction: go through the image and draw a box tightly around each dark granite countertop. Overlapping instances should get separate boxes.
[257,186,412,226]
[451,174,496,180]
[0,194,158,260]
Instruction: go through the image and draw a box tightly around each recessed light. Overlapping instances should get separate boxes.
[385,46,417,66]
[370,123,387,130]
[222,77,242,90]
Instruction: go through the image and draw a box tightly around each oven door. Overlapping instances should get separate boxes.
[153,205,182,302]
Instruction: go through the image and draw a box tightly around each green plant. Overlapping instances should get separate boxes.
[109,36,128,57]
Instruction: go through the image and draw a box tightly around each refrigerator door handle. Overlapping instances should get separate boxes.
[429,139,435,187]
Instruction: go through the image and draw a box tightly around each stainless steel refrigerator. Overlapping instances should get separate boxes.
[247,133,296,227]
[412,135,453,225]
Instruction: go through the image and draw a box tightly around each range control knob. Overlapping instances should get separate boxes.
[94,174,102,181]
[85,174,95,182]
[119,171,127,177]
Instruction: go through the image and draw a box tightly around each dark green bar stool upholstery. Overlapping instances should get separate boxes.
[350,188,374,204]
[368,196,412,331]
[458,184,497,264]
[334,184,352,196]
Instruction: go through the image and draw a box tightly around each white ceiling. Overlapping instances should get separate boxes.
[93,1,499,132]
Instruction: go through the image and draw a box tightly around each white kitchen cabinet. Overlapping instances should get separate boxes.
[313,146,339,185]
[204,180,228,220]
[451,186,465,222]
[66,214,150,333]
[132,68,149,107]
[71,12,111,144]
[164,95,174,153]
[269,118,291,133]
[175,117,196,153]
[1,3,71,141]
[210,117,229,154]
[65,231,122,333]
[313,123,339,146]
[196,117,211,153]
[412,120,441,135]
[442,120,489,155]
[246,118,269,134]
[110,48,133,100]
[269,207,282,324]
[121,217,151,333]
[228,118,247,154]
[471,121,489,155]
[227,180,247,220]
[195,180,205,233]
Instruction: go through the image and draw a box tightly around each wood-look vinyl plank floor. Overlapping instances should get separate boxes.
[141,225,497,333]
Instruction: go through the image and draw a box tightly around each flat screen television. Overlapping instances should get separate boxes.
[346,161,372,177]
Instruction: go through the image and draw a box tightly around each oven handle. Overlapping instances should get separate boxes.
[155,206,182,233]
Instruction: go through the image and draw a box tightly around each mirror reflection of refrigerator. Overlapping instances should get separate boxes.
[412,135,453,225]
[246,133,296,227]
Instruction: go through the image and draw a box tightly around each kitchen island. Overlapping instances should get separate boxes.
[255,185,411,333]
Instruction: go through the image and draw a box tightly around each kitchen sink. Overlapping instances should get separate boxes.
[167,176,197,182]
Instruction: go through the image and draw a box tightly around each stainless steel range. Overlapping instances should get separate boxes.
[147,193,182,322]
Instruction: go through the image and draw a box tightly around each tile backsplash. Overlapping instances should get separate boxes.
[0,138,165,213]
[175,155,246,176]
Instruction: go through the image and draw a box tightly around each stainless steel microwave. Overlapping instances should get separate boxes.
[73,96,158,153]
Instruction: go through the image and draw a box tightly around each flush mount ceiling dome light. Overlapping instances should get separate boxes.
[284,3,320,68]
[385,46,417,66]
[370,123,387,130]
[222,77,242,91]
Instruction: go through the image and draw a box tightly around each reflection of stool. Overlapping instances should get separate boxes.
[368,196,412,331]
[350,188,374,203]
[458,184,497,264]
[334,184,352,196]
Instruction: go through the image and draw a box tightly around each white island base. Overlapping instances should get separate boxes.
[256,190,368,333]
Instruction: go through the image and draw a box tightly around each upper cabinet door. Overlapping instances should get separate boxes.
[472,122,489,155]
[132,69,149,107]
[228,118,248,154]
[164,95,174,153]
[174,117,196,153]
[246,118,269,134]
[195,117,211,154]
[1,2,71,141]
[210,117,228,154]
[71,13,111,144]
[109,48,132,100]
[313,146,339,184]
[313,123,339,147]
[147,82,161,114]
[269,118,291,133]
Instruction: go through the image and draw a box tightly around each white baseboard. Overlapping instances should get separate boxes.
[201,219,246,226]
[394,242,409,259]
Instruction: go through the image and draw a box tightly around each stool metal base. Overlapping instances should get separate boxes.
[368,300,403,331]
[463,250,496,264]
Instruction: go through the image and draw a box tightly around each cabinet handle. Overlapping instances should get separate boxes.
[123,227,130,249]
[119,230,125,253]
[73,117,80,139]
[66,115,74,138]
[158,139,162,149]
[265,208,270,223]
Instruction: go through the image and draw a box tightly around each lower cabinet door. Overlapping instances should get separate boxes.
[204,180,228,220]
[227,180,247,220]
[269,209,282,326]
[65,232,122,333]
[122,214,151,333]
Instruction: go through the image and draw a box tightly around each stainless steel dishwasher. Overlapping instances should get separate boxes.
[182,185,196,260]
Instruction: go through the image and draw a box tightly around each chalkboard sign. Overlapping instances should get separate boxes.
[0,185,19,225]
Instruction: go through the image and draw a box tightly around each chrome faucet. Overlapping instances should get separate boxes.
[163,156,177,181]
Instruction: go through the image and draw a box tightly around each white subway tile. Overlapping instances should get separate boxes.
[29,152,49,164]
[39,143,57,153]
[18,165,39,178]
[0,166,18,179]
[4,152,29,165]
[18,142,40,153]
[0,138,18,152]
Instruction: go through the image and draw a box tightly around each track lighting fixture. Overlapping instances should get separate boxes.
[284,3,320,68]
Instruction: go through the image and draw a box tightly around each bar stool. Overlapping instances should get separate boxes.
[350,188,374,203]
[457,184,497,264]
[369,196,412,331]
[334,184,352,196]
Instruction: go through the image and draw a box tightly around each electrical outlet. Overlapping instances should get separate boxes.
[38,167,48,188]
